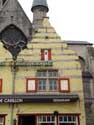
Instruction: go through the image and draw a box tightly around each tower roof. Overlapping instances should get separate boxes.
[31,0,49,12]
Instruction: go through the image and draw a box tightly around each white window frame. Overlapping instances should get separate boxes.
[37,70,58,92]
[37,115,56,125]
[58,115,78,125]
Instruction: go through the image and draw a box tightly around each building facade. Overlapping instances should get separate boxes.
[0,0,93,125]
[65,41,94,125]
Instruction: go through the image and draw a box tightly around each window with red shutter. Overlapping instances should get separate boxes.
[41,49,51,61]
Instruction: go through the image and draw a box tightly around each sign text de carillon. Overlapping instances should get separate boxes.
[0,98,73,104]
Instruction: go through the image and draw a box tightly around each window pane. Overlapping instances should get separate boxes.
[68,116,72,121]
[59,116,63,121]
[37,80,46,90]
[48,71,58,77]
[37,71,46,77]
[37,115,55,125]
[49,79,58,90]
[43,116,46,121]
[73,116,76,121]
[47,116,50,121]
[64,116,67,122]
[58,115,78,125]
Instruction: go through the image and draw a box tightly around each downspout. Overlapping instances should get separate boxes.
[10,60,16,125]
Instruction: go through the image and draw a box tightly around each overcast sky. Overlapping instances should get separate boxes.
[18,0,94,44]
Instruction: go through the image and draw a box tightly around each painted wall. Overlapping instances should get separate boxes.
[0,18,86,125]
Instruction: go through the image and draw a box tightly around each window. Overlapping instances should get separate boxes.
[59,78,70,92]
[37,115,55,125]
[37,70,58,92]
[26,72,70,93]
[0,116,5,125]
[26,78,37,92]
[49,79,58,91]
[37,79,46,91]
[41,49,51,61]
[37,70,46,77]
[58,115,78,125]
[0,79,2,93]
[37,115,79,125]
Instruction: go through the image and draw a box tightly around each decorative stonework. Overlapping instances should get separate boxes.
[0,24,27,60]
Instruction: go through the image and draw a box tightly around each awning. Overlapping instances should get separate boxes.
[0,94,79,104]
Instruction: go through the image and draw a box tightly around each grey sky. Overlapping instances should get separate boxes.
[18,0,94,44]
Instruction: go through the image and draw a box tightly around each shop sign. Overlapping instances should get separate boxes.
[0,98,23,103]
[0,98,76,104]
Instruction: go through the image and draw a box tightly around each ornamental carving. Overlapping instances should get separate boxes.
[0,24,27,60]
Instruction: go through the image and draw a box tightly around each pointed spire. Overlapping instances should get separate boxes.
[31,0,49,12]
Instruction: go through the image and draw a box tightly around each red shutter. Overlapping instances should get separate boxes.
[48,49,51,60]
[0,79,2,93]
[41,50,44,60]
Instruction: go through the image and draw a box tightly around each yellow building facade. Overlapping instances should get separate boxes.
[0,17,86,125]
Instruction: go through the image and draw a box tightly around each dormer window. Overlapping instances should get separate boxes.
[41,49,51,61]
